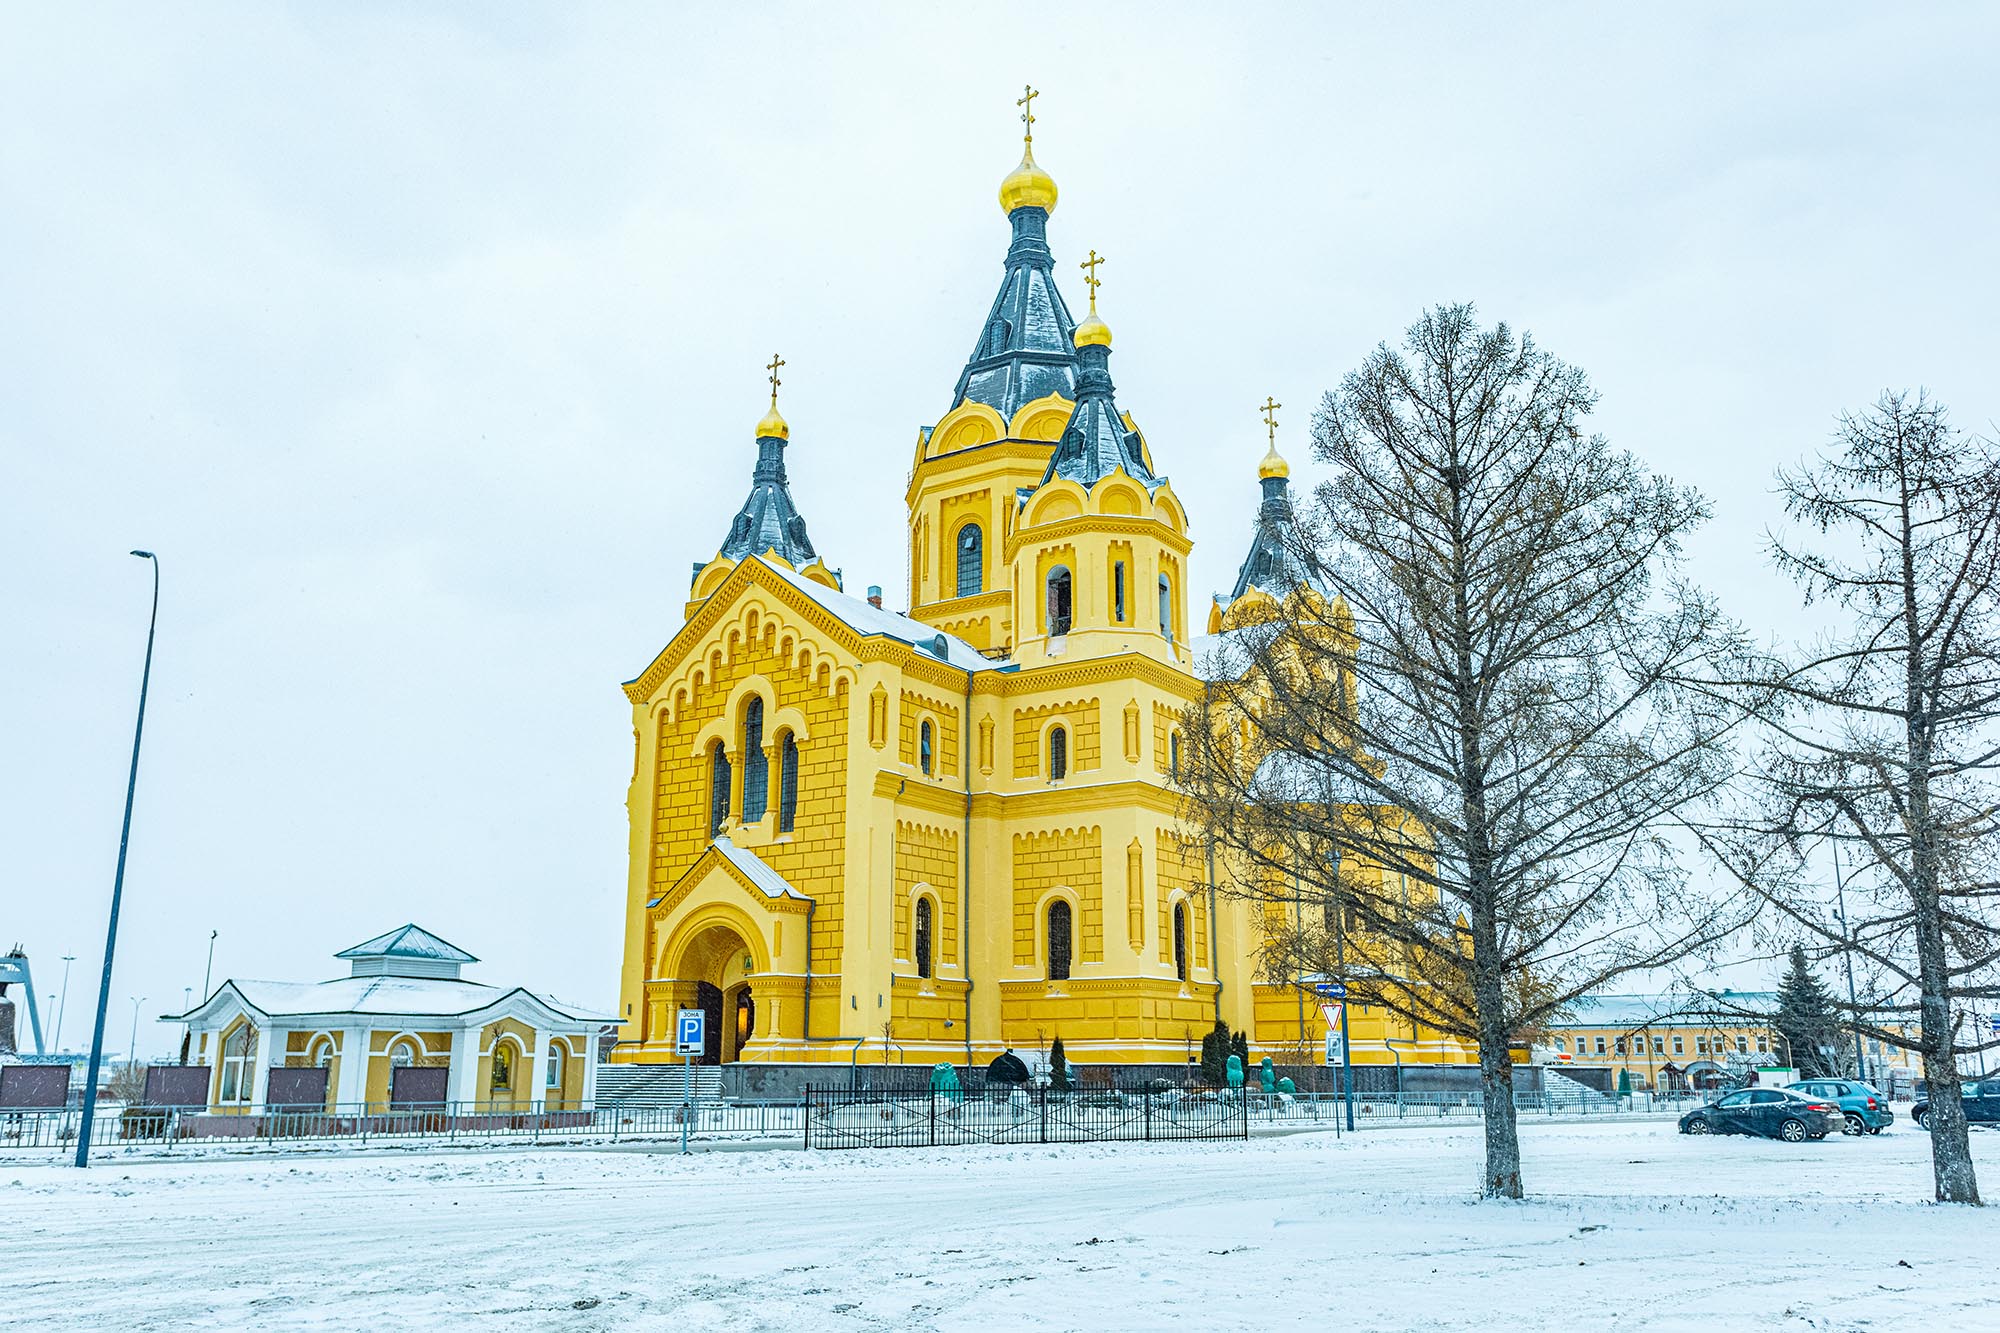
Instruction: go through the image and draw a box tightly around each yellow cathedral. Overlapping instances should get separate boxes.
[612,94,1474,1088]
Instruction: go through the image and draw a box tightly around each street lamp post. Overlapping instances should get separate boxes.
[75,550,159,1170]
[127,996,146,1071]
[54,955,76,1052]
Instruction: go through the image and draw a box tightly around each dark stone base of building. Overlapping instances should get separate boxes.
[714,1061,1532,1102]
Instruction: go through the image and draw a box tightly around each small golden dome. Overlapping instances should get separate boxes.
[756,401,789,440]
[1073,311,1112,348]
[1258,441,1290,479]
[999,143,1058,215]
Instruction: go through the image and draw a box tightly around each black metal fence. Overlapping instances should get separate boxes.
[803,1084,1251,1149]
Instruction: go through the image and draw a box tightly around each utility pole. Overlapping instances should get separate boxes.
[54,955,76,1052]
[76,550,160,1169]
[1830,840,1867,1085]
[200,930,218,1005]
[127,996,147,1071]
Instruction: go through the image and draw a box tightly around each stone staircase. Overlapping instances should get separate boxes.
[597,1064,722,1108]
[1542,1067,1617,1109]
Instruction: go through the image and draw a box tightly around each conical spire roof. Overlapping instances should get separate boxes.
[1227,459,1311,600]
[1036,257,1158,490]
[715,385,820,571]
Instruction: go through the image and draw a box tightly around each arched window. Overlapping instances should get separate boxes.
[1048,725,1068,780]
[914,895,934,979]
[491,1043,513,1091]
[920,719,934,775]
[1169,731,1181,780]
[1172,902,1188,981]
[742,698,768,823]
[1158,573,1174,644]
[389,1039,417,1068]
[709,740,731,836]
[1113,560,1127,622]
[545,1044,564,1090]
[219,1024,255,1103]
[778,731,800,833]
[956,524,983,598]
[1047,899,1073,981]
[1046,565,1072,637]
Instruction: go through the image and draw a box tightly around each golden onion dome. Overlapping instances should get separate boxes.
[756,401,789,441]
[1073,310,1112,348]
[1258,440,1290,479]
[999,143,1058,215]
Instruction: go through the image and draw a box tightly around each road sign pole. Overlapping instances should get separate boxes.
[681,1051,691,1156]
[1340,998,1354,1131]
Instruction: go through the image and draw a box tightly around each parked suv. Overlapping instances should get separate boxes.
[1913,1078,2000,1130]
[1789,1079,1893,1135]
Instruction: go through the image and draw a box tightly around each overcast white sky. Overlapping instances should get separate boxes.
[5,5,1996,1058]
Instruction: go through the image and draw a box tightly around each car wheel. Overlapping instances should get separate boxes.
[1844,1113,1866,1136]
[1914,1109,1929,1130]
[1780,1117,1808,1143]
[1685,1118,1712,1134]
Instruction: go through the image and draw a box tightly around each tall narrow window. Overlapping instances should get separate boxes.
[1158,574,1173,643]
[709,740,732,836]
[778,731,799,833]
[741,698,767,823]
[1047,900,1072,981]
[914,896,934,979]
[1048,725,1068,780]
[956,524,983,598]
[1168,731,1181,780]
[1113,561,1126,622]
[1172,903,1189,981]
[219,1024,255,1103]
[1046,566,1072,636]
[919,720,934,775]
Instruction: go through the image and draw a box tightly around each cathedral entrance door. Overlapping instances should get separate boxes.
[725,984,755,1062]
[696,982,724,1065]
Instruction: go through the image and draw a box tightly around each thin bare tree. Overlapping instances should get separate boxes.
[1183,305,1753,1199]
[1704,392,1999,1204]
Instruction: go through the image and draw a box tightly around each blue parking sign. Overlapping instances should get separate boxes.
[676,1008,705,1055]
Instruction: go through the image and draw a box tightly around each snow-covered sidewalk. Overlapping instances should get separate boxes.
[3,1118,1992,1330]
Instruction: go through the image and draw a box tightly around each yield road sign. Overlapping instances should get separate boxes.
[1319,1002,1344,1030]
[675,1008,705,1056]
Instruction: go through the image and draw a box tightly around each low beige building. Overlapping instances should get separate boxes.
[167,925,616,1114]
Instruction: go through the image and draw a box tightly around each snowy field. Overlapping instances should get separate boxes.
[3,1119,1993,1331]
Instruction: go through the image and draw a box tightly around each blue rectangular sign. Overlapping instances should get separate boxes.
[676,1008,705,1054]
[1313,981,1348,999]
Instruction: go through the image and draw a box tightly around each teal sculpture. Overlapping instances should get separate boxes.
[930,1062,963,1103]
[1277,1077,1295,1094]
[1226,1053,1244,1090]
[1259,1056,1277,1093]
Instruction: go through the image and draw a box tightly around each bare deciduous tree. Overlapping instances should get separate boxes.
[1706,392,2000,1205]
[1183,305,1752,1199]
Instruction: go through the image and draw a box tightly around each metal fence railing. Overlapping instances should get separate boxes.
[804,1085,1250,1149]
[0,1085,1695,1157]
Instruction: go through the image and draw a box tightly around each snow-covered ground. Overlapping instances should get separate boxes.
[3,1119,1993,1330]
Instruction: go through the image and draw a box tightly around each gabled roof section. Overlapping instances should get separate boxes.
[758,557,990,671]
[1036,341,1159,491]
[711,833,810,902]
[335,924,478,964]
[714,433,820,573]
[952,207,1079,423]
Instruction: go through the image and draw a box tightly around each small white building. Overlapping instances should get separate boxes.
[166,925,616,1114]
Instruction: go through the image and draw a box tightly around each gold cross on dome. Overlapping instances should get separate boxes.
[1079,248,1104,310]
[1260,396,1282,444]
[1017,84,1039,141]
[766,352,785,402]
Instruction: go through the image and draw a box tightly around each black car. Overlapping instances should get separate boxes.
[1912,1077,2000,1130]
[1679,1088,1843,1143]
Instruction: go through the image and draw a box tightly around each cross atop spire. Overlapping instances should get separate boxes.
[1017,84,1039,142]
[1079,248,1104,312]
[766,352,785,404]
[1260,396,1281,446]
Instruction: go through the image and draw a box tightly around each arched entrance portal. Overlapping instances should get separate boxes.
[671,920,761,1065]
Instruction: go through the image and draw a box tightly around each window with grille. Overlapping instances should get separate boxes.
[1047,900,1072,981]
[778,732,799,832]
[1048,726,1067,780]
[709,741,731,835]
[956,525,983,598]
[914,896,934,979]
[920,720,933,775]
[1172,903,1188,981]
[742,698,767,823]
[1046,566,1072,636]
